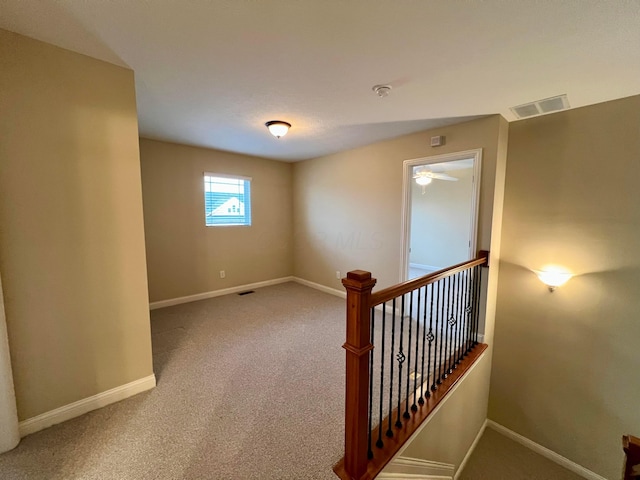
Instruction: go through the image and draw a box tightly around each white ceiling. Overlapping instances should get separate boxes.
[2,0,639,161]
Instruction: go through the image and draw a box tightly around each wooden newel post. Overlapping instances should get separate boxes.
[341,270,377,480]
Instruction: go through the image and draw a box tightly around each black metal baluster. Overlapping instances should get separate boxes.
[440,276,451,381]
[437,278,445,385]
[456,272,466,365]
[455,271,463,366]
[447,273,457,374]
[470,266,478,346]
[395,296,405,428]
[426,283,435,396]
[376,304,386,448]
[467,267,474,351]
[412,287,422,411]
[404,292,413,419]
[368,308,375,459]
[452,272,460,366]
[461,268,470,357]
[411,285,427,412]
[419,285,428,403]
[473,265,482,345]
[386,299,397,437]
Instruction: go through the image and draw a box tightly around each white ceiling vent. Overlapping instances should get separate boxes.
[510,94,570,119]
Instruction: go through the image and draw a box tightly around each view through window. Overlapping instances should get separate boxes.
[204,174,251,226]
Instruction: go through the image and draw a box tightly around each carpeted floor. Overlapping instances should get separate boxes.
[0,283,346,479]
[458,427,585,480]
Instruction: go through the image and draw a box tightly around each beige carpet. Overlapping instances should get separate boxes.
[458,427,585,480]
[0,283,346,479]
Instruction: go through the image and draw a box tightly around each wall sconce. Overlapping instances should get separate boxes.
[535,267,573,292]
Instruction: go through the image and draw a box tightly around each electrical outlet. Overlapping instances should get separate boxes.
[220,270,225,279]
[409,372,421,381]
[336,271,341,279]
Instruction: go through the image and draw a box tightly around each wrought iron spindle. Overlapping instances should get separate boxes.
[376,304,386,449]
[386,299,397,437]
[461,270,471,358]
[404,292,413,418]
[395,296,405,428]
[411,285,427,412]
[473,265,482,347]
[368,308,375,459]
[446,273,457,374]
[434,278,443,389]
[412,287,422,411]
[425,283,434,398]
[440,276,451,381]
[455,272,463,366]
[466,268,474,352]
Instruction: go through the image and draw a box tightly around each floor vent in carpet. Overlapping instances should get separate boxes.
[238,290,255,296]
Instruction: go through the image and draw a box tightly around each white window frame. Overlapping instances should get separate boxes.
[203,173,252,227]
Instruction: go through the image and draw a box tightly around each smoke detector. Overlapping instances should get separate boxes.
[372,84,392,98]
[510,94,570,119]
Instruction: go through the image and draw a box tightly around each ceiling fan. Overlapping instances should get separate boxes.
[413,169,459,185]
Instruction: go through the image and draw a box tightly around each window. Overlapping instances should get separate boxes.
[203,174,251,226]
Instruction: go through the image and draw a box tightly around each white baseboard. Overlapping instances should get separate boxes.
[292,277,346,298]
[410,263,441,273]
[149,276,295,309]
[486,420,607,480]
[382,456,454,479]
[19,374,156,437]
[454,420,487,479]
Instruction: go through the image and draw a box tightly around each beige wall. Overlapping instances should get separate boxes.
[293,115,503,291]
[410,167,474,269]
[0,30,153,420]
[489,95,640,478]
[139,139,293,303]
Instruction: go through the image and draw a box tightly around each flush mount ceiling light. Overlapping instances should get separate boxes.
[265,120,291,138]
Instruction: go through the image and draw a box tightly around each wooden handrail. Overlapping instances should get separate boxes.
[370,250,489,307]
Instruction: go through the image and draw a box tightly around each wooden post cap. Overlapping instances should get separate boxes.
[346,270,371,281]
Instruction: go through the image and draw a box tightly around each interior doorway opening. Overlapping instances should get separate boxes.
[401,149,482,281]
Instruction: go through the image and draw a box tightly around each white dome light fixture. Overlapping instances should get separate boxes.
[265,120,291,138]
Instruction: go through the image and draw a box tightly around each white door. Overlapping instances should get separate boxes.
[401,149,482,281]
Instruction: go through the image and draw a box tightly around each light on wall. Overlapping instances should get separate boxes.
[535,266,574,292]
[265,120,291,138]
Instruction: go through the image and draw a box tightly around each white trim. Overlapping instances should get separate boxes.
[409,263,441,273]
[19,374,156,437]
[486,420,607,480]
[400,149,483,283]
[292,277,346,298]
[203,171,252,181]
[149,276,295,309]
[383,456,454,479]
[454,419,487,479]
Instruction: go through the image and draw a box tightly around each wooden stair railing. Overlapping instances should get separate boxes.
[623,435,640,479]
[334,251,490,480]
